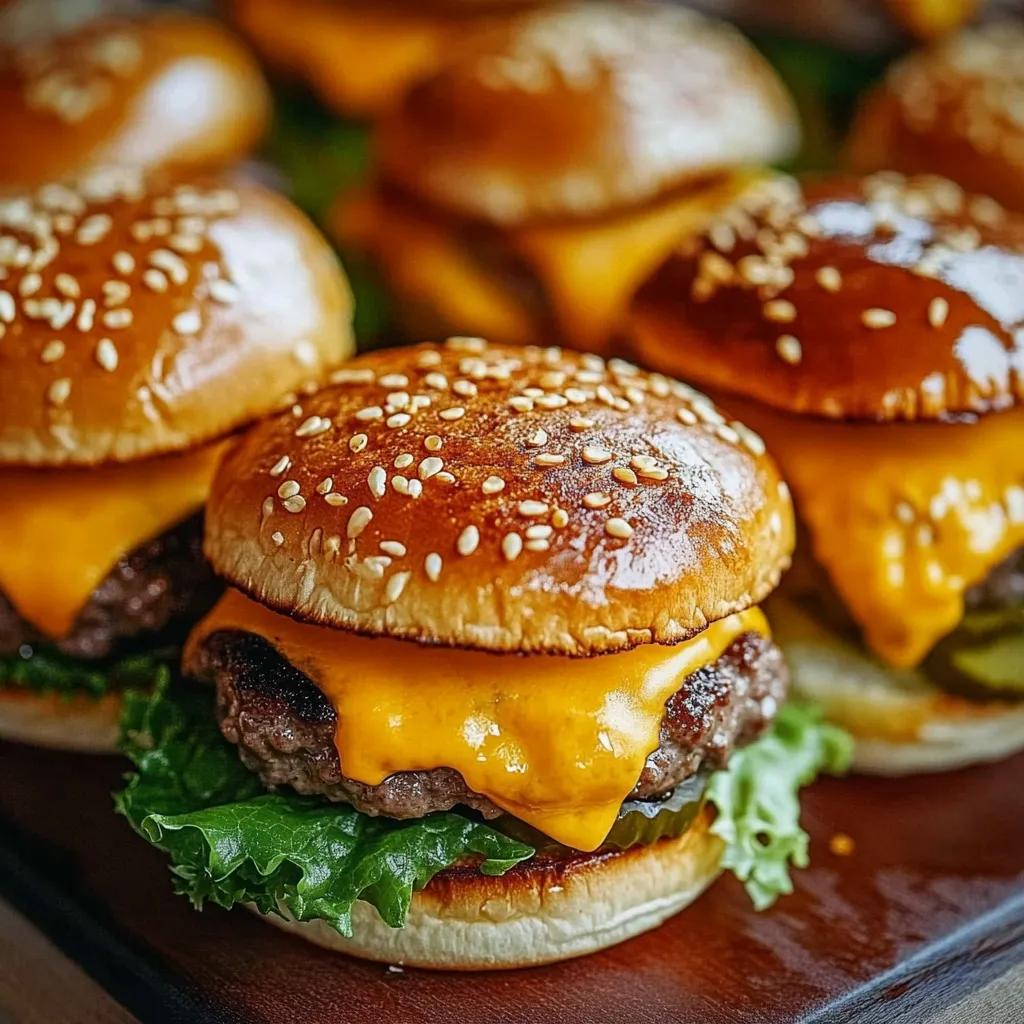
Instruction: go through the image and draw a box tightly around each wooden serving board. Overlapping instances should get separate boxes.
[0,740,1022,1022]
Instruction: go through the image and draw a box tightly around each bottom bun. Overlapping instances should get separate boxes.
[768,598,1024,774]
[0,688,123,753]
[253,809,723,970]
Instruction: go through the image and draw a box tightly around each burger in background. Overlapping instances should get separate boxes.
[117,339,849,968]
[0,10,271,190]
[847,22,1024,212]
[332,1,799,354]
[630,171,1024,773]
[0,166,353,751]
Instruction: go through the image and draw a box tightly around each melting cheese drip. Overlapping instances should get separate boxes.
[731,399,1024,667]
[0,440,228,639]
[190,589,767,851]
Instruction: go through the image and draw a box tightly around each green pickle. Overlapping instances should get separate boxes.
[924,607,1024,700]
[493,774,708,854]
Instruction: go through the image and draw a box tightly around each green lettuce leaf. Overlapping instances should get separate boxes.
[115,679,534,936]
[0,646,168,699]
[707,701,853,910]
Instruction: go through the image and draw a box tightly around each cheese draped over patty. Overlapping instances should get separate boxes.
[188,588,769,851]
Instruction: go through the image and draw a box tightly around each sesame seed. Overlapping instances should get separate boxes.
[143,269,168,292]
[349,433,368,453]
[605,518,634,540]
[324,493,348,507]
[527,428,548,447]
[734,423,766,456]
[535,394,568,410]
[551,508,569,528]
[368,467,387,498]
[356,406,383,422]
[509,396,534,412]
[112,251,135,275]
[424,372,449,390]
[95,338,119,371]
[676,407,697,425]
[815,266,842,292]
[40,340,65,364]
[582,446,612,465]
[424,553,443,581]
[408,479,423,498]
[19,273,41,297]
[453,379,478,397]
[776,335,802,365]
[172,310,201,335]
[387,413,411,428]
[295,415,330,437]
[149,249,189,285]
[613,467,638,486]
[570,417,595,431]
[394,453,414,469]
[518,500,549,517]
[764,299,797,323]
[380,541,407,558]
[269,455,291,477]
[386,572,411,603]
[862,308,897,329]
[583,492,611,509]
[928,297,949,328]
[386,391,410,410]
[445,336,486,353]
[261,496,275,518]
[348,506,373,538]
[392,476,410,495]
[564,388,588,404]
[534,453,566,467]
[169,233,203,254]
[502,532,523,561]
[440,407,465,421]
[416,349,442,368]
[457,525,480,556]
[54,273,79,298]
[47,377,71,405]
[525,524,553,540]
[482,475,506,495]
[278,480,301,499]
[0,292,14,322]
[377,373,408,389]
[363,556,391,578]
[271,531,285,546]
[423,435,443,452]
[316,477,333,494]
[331,368,376,385]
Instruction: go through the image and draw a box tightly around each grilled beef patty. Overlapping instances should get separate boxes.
[191,628,788,824]
[965,546,1024,613]
[0,515,221,661]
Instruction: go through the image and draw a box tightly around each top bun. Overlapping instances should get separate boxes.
[0,12,270,190]
[0,166,354,467]
[847,23,1024,213]
[376,1,799,226]
[204,339,794,655]
[631,171,1024,421]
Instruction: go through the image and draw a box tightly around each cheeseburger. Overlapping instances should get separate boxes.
[848,23,1024,213]
[631,171,1024,773]
[333,1,799,354]
[0,11,270,191]
[0,166,353,751]
[117,339,849,969]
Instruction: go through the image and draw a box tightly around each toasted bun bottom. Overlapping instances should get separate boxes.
[252,810,723,970]
[0,689,122,753]
[768,598,1024,774]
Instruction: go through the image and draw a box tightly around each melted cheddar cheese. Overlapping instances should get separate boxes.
[732,399,1024,667]
[190,589,768,851]
[0,440,228,639]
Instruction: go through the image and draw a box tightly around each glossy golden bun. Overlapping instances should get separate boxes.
[204,339,794,655]
[376,1,799,225]
[0,12,270,190]
[0,689,122,752]
[848,24,1024,212]
[255,810,722,969]
[0,166,354,467]
[631,171,1024,421]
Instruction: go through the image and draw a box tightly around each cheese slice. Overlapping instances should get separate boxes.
[511,171,760,351]
[0,440,229,639]
[731,398,1024,668]
[190,588,768,851]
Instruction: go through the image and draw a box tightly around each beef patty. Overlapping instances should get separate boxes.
[191,628,788,825]
[0,515,221,661]
[965,546,1024,613]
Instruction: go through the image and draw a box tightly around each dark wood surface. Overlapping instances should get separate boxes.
[1,740,1022,1023]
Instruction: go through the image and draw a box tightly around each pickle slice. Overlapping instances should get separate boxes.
[491,774,708,854]
[924,607,1024,700]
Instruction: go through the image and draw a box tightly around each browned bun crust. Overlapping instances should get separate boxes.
[631,171,1024,422]
[0,688,121,752]
[848,24,1024,211]
[204,340,794,655]
[0,12,271,190]
[255,809,723,969]
[0,167,354,467]
[376,2,799,225]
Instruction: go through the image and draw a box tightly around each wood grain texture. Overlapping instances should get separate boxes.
[0,741,1022,1023]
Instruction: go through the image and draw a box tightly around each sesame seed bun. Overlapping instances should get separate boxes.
[376,2,799,225]
[253,809,723,969]
[0,166,354,467]
[768,597,1024,774]
[0,12,270,191]
[630,171,1024,422]
[203,340,794,655]
[0,688,121,752]
[848,24,1024,212]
